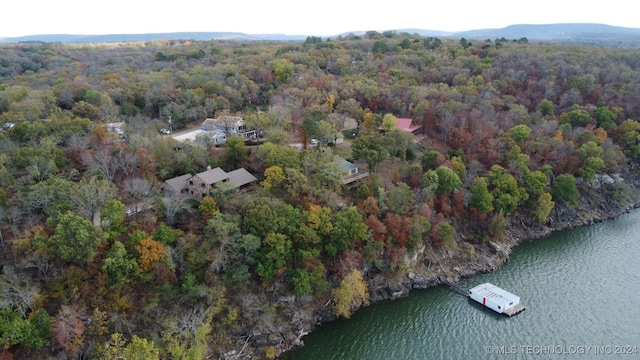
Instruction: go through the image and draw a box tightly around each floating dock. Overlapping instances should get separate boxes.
[502,303,526,317]
[468,283,526,317]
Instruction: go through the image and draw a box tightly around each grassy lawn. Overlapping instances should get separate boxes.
[333,138,353,160]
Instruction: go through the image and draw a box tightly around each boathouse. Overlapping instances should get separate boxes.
[469,283,524,316]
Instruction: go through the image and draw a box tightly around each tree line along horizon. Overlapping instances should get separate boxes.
[1,32,640,359]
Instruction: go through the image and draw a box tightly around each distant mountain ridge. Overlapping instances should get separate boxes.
[3,23,640,45]
[0,32,308,43]
[452,23,640,42]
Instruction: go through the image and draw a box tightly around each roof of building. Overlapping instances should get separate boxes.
[469,283,520,307]
[196,130,227,139]
[396,117,422,133]
[202,116,244,127]
[202,118,216,126]
[227,168,257,187]
[165,173,193,193]
[196,167,228,185]
[335,159,358,172]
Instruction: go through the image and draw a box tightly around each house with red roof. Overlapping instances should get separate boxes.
[395,118,422,134]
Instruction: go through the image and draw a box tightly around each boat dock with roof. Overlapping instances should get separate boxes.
[468,282,526,316]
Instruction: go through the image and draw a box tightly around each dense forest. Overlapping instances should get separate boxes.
[1,32,640,359]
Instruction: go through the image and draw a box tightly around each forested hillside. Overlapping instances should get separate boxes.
[1,33,640,359]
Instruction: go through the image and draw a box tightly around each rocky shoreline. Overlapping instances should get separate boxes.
[251,178,640,359]
[373,178,640,303]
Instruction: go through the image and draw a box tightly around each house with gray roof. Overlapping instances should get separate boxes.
[187,167,229,200]
[227,168,258,189]
[167,166,256,200]
[164,173,193,195]
[202,116,244,132]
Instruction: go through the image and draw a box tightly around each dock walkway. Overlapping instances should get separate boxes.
[503,304,526,317]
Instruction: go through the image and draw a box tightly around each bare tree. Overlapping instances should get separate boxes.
[113,150,139,179]
[123,177,152,212]
[439,112,457,146]
[436,100,465,146]
[5,204,24,241]
[326,113,348,133]
[0,265,39,318]
[82,147,116,181]
[160,193,190,226]
[70,177,118,224]
[99,99,120,122]
[176,305,209,337]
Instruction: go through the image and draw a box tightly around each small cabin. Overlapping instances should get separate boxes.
[469,283,522,315]
[335,159,369,185]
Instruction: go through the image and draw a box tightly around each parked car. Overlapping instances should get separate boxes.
[310,138,318,145]
[126,207,142,216]
[160,128,172,135]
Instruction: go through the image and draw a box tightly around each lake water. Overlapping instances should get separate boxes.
[282,209,640,359]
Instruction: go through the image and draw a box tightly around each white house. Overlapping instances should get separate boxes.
[202,116,256,138]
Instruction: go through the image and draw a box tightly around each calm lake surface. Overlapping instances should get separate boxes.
[283,209,640,359]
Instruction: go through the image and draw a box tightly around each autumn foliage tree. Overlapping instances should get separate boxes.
[98,333,160,360]
[53,305,86,358]
[384,213,411,249]
[198,196,219,219]
[135,237,166,272]
[332,269,369,319]
[262,165,285,193]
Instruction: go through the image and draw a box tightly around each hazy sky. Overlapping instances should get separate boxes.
[3,0,638,37]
